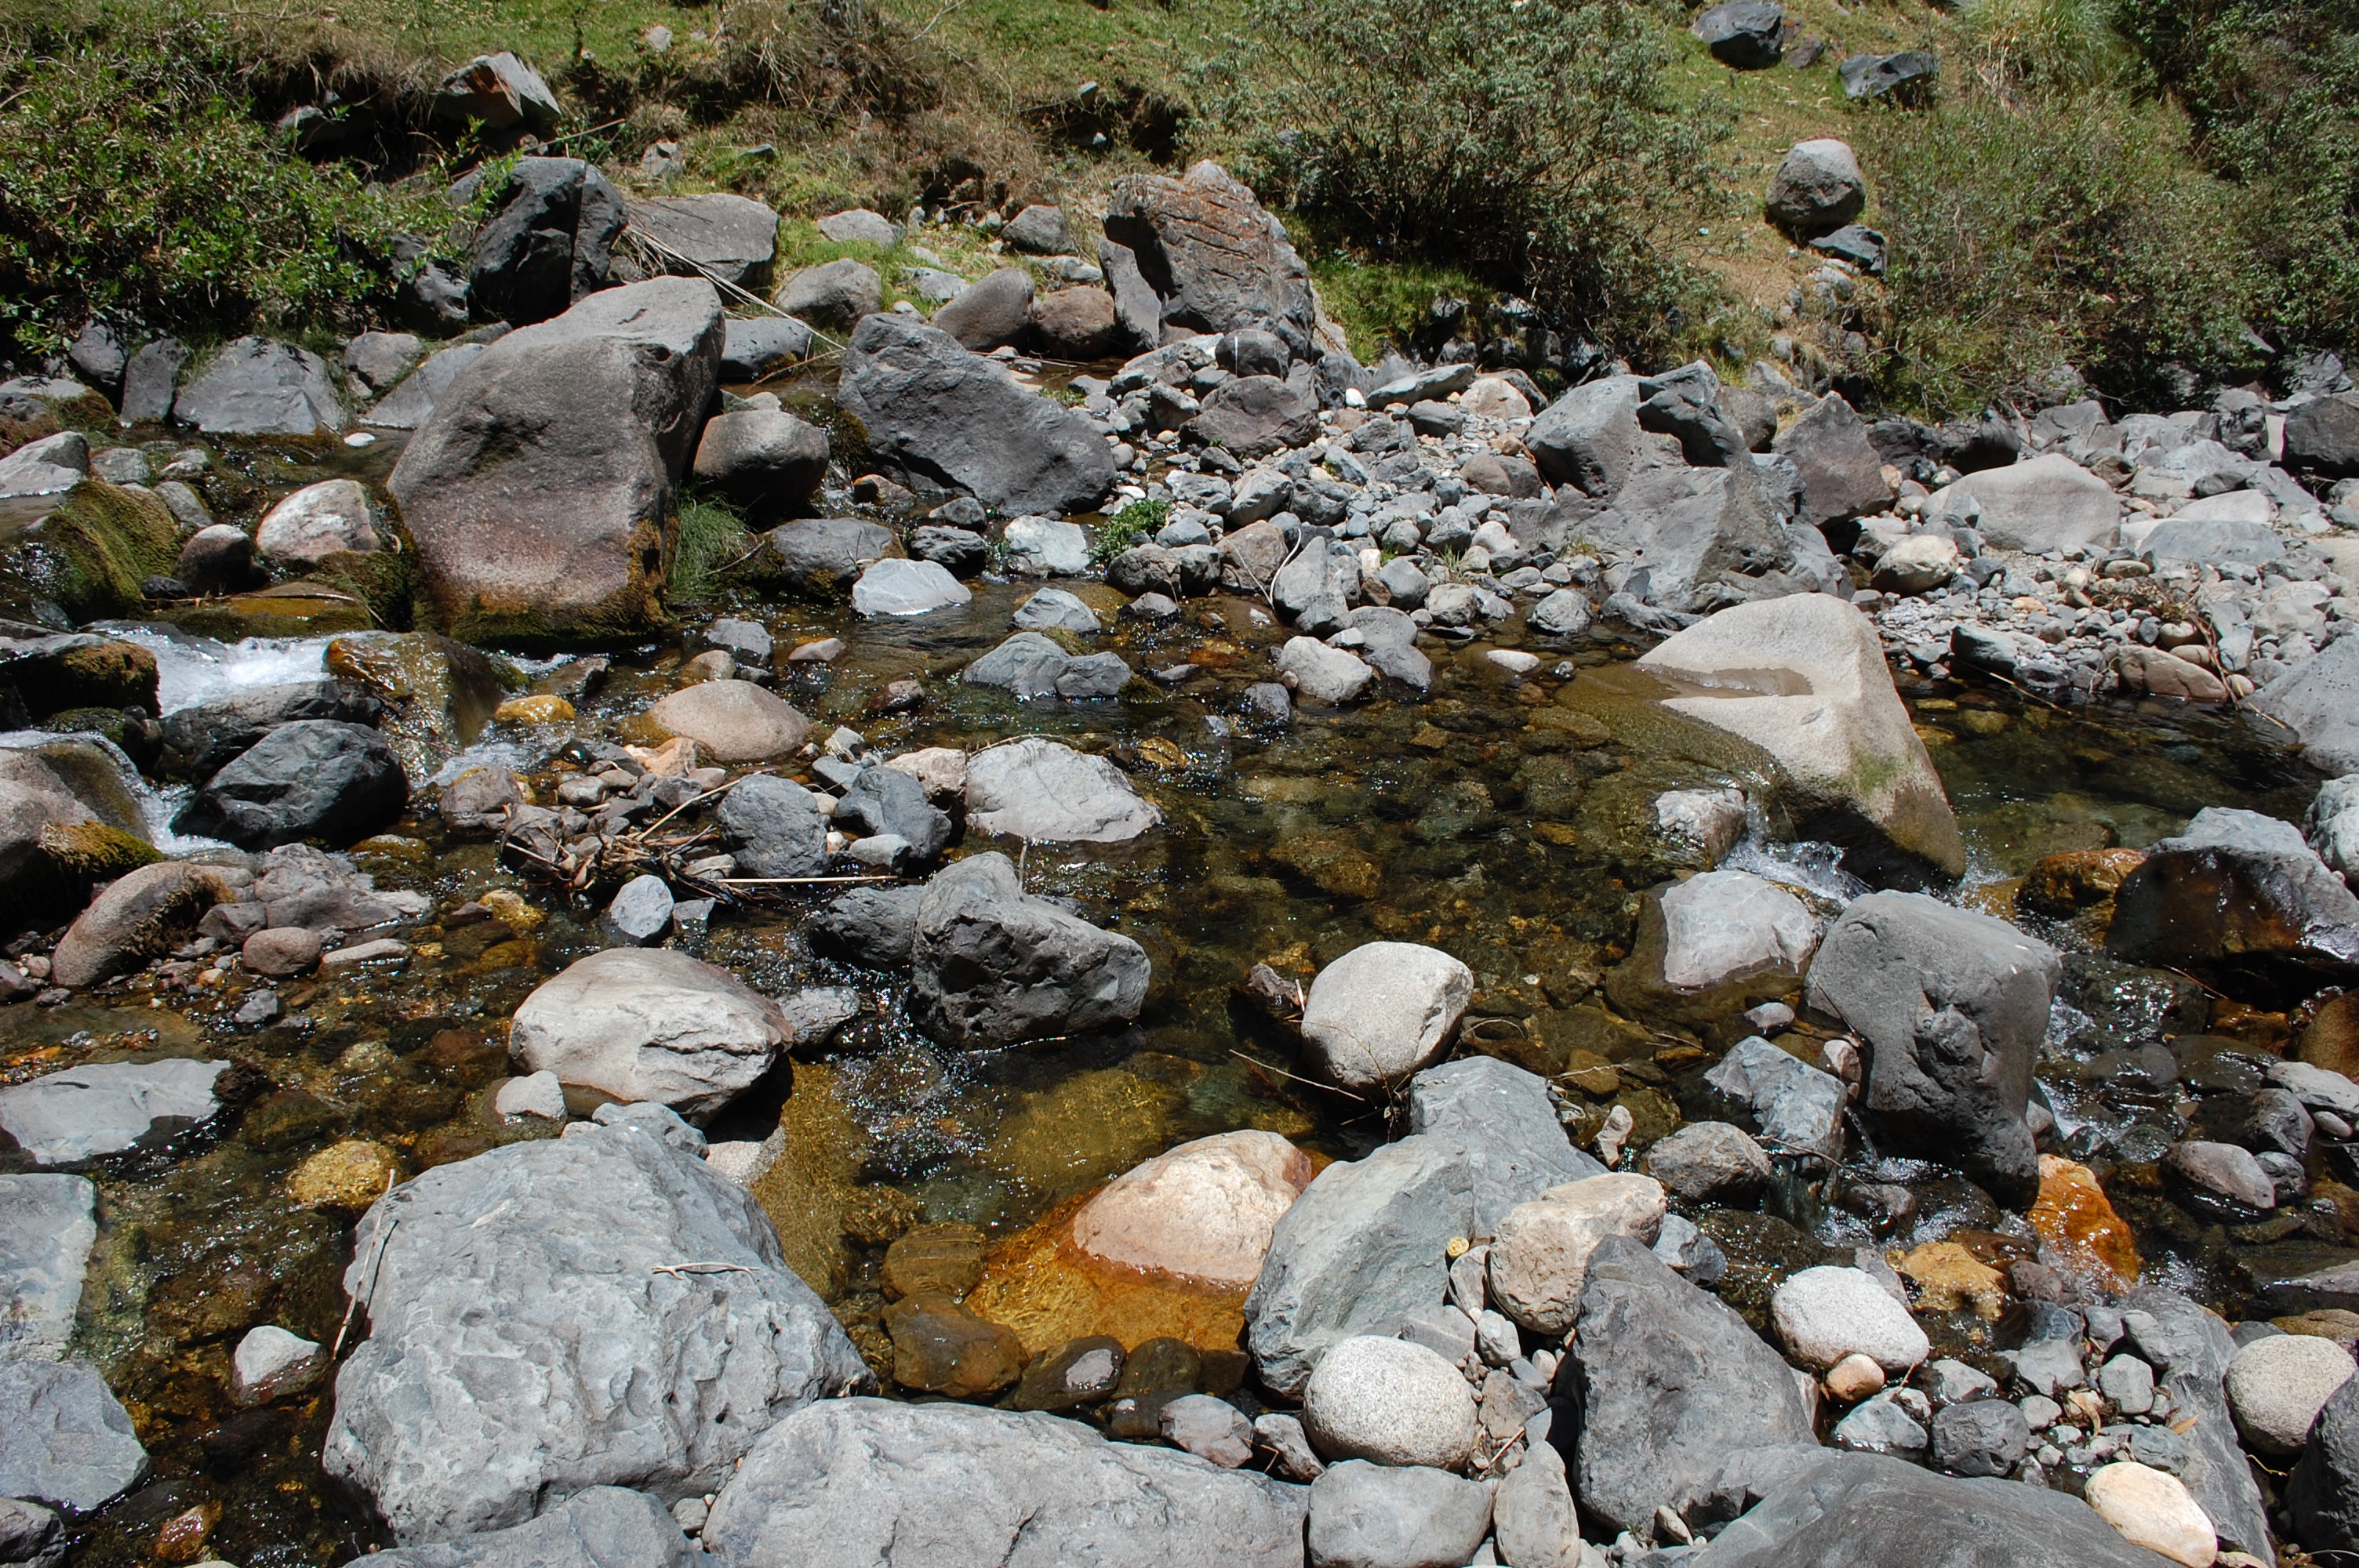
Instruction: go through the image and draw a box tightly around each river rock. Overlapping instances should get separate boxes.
[599,874,674,946]
[1189,376,1318,459]
[157,679,380,779]
[644,681,809,762]
[964,736,1161,842]
[2122,1284,2271,1555]
[1103,162,1318,342]
[1304,1461,1488,1568]
[701,1398,1306,1568]
[1488,1174,1668,1336]
[232,1325,325,1405]
[174,720,406,848]
[2107,804,2359,991]
[765,517,898,594]
[0,1359,149,1512]
[1928,1397,2029,1477]
[0,434,86,499]
[1562,1236,1815,1537]
[48,861,237,987]
[2082,1462,2215,1567]
[910,851,1149,1048]
[1696,0,1785,67]
[2226,1331,2354,1454]
[2162,1138,2275,1211]
[1765,138,1865,238]
[1407,1057,1603,1231]
[964,632,1130,699]
[0,1497,63,1568]
[772,259,880,331]
[1301,1336,1477,1469]
[1925,454,2118,554]
[1527,376,1644,497]
[930,267,1034,352]
[1277,637,1373,704]
[1771,392,1889,526]
[1583,463,1805,610]
[1772,1265,1930,1373]
[1299,942,1472,1091]
[720,317,814,379]
[1805,891,2059,1206]
[835,764,951,859]
[1645,1122,1772,1203]
[362,342,489,431]
[172,338,343,437]
[510,948,791,1120]
[626,193,778,290]
[850,557,969,616]
[253,478,380,564]
[1071,1130,1314,1287]
[389,277,722,641]
[836,314,1114,516]
[1702,1036,1845,1160]
[0,1058,230,1167]
[361,1486,696,1568]
[2255,631,2359,775]
[691,409,827,519]
[0,1175,95,1359]
[1012,586,1101,633]
[1029,287,1121,358]
[1635,594,1965,884]
[466,158,624,326]
[323,1116,868,1543]
[434,51,559,132]
[1605,868,1816,1025]
[1492,1437,1582,1568]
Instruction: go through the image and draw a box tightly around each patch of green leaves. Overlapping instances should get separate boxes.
[671,495,752,603]
[1091,499,1168,563]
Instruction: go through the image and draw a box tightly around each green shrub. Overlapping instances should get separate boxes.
[0,13,448,358]
[1205,0,1732,361]
[1857,80,2267,413]
[1092,499,1168,562]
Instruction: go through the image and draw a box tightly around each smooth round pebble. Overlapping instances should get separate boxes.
[2083,1461,2216,1567]
[1302,1334,1478,1469]
[2225,1330,2355,1454]
[1826,1352,1886,1403]
[242,926,322,978]
[1771,1265,1930,1374]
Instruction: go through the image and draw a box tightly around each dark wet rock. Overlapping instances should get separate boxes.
[467,158,624,326]
[700,1399,1306,1568]
[361,1486,695,1568]
[0,1360,149,1512]
[510,948,791,1120]
[910,851,1148,1049]
[390,278,722,642]
[1103,162,1318,343]
[836,314,1114,516]
[1928,1398,2029,1477]
[172,338,343,437]
[715,775,827,877]
[1304,1460,1488,1568]
[1805,891,2059,1206]
[1009,1335,1125,1412]
[0,633,157,720]
[1681,1447,2178,1566]
[692,409,828,521]
[2109,806,2359,992]
[883,1296,1027,1397]
[625,193,778,291]
[810,884,924,968]
[836,765,951,859]
[157,679,380,779]
[173,720,407,850]
[930,267,1034,353]
[963,632,1131,700]
[1565,1236,1815,1538]
[173,524,260,595]
[764,518,898,595]
[323,1115,869,1544]
[2121,1285,2271,1556]
[2291,1364,2359,1554]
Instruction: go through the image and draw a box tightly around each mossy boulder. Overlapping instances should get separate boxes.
[0,633,158,721]
[0,480,179,622]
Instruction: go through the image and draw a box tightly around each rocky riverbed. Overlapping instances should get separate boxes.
[4,140,2359,1568]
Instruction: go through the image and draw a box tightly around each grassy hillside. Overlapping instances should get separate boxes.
[0,0,2350,414]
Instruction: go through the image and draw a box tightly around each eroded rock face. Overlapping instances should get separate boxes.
[1103,162,1318,347]
[700,1399,1307,1568]
[1634,593,1966,884]
[323,1115,869,1544]
[388,278,723,642]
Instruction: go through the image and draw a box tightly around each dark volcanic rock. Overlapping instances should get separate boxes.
[173,720,408,849]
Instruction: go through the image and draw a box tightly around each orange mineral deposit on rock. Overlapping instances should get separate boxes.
[2031,1154,2140,1293]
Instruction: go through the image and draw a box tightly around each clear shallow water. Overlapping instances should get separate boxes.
[13,550,2341,1567]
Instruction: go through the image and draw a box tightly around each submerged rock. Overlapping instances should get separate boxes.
[2107,806,2359,993]
[963,737,1161,842]
[0,1359,149,1512]
[0,1174,96,1359]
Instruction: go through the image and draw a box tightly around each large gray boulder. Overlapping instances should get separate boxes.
[1527,376,1644,497]
[1681,1447,2190,1566]
[701,1399,1307,1568]
[0,1059,231,1167]
[772,260,880,332]
[836,314,1114,516]
[359,1487,696,1568]
[467,158,625,326]
[930,267,1034,352]
[625,194,779,290]
[910,852,1149,1049]
[2106,806,2359,992]
[714,774,827,877]
[1564,1237,1816,1538]
[157,679,381,780]
[1771,393,1890,526]
[1188,376,1319,459]
[2254,632,2359,777]
[363,343,492,431]
[1764,139,1866,238]
[1924,454,2118,554]
[765,517,897,594]
[0,1175,96,1361]
[1634,595,1966,884]
[1305,1461,1489,1568]
[1805,891,2059,1207]
[1582,464,1797,611]
[322,1115,869,1544]
[963,737,1161,842]
[172,338,344,437]
[1703,1036,1845,1162]
[508,948,794,1121]
[0,1360,149,1512]
[173,720,408,849]
[389,277,723,641]
[1103,161,1318,343]
[2121,1286,2271,1557]
[1245,1060,1598,1398]
[963,632,1130,700]
[692,408,827,520]
[2285,392,2359,477]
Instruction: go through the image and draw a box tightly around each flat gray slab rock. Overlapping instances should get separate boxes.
[358,1486,696,1568]
[964,736,1160,842]
[0,1059,231,1167]
[0,1359,150,1513]
[323,1115,868,1544]
[702,1399,1307,1568]
[0,1175,96,1359]
[1406,1056,1602,1232]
